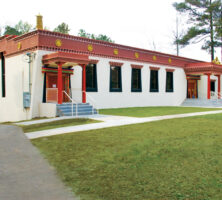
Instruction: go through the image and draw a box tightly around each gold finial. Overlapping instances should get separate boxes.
[213,57,221,65]
[36,14,43,30]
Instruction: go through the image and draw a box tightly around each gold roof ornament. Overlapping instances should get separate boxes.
[168,58,172,64]
[135,52,139,58]
[113,49,118,55]
[36,14,43,30]
[212,57,221,65]
[153,55,157,61]
[55,39,62,47]
[17,42,22,50]
[88,44,93,52]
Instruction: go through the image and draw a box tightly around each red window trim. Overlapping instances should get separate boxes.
[131,64,143,69]
[89,59,99,64]
[165,68,175,72]
[149,66,160,71]
[109,61,123,67]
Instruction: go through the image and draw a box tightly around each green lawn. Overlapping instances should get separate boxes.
[20,118,100,133]
[99,106,221,117]
[33,113,222,200]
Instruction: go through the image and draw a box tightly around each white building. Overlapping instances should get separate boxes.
[0,24,222,122]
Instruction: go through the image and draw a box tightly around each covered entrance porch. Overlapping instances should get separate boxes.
[185,62,222,100]
[42,52,90,104]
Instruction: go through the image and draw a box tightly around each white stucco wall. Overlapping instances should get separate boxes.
[0,54,30,122]
[39,103,56,118]
[70,56,187,109]
[0,50,53,122]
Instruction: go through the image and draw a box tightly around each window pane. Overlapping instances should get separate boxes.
[86,64,97,91]
[132,68,141,91]
[166,72,173,92]
[111,67,120,89]
[150,70,158,91]
[110,66,121,92]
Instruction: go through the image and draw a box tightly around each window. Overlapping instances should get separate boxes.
[166,71,174,92]
[1,52,5,97]
[86,63,97,92]
[211,81,215,92]
[110,66,122,92]
[150,70,158,92]
[131,68,142,92]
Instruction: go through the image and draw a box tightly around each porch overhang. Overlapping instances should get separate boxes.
[42,51,90,67]
[185,62,222,75]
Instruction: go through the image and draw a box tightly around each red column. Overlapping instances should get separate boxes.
[57,63,63,104]
[82,64,86,103]
[207,73,211,99]
[216,75,221,99]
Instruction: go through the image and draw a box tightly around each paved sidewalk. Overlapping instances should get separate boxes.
[0,125,78,200]
[26,110,222,139]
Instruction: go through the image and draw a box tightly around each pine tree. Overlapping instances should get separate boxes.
[173,0,222,61]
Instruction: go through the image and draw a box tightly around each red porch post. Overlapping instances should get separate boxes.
[81,64,86,103]
[57,62,63,104]
[216,75,221,99]
[206,73,211,99]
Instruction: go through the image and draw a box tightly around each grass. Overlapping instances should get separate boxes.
[20,118,100,133]
[99,106,222,117]
[32,113,222,200]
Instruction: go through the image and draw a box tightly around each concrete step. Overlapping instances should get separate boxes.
[181,99,222,107]
[56,103,98,116]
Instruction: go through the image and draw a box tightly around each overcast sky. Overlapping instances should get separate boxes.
[1,0,221,62]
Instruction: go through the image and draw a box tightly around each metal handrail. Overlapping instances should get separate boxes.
[211,91,221,101]
[63,90,78,116]
[84,91,99,115]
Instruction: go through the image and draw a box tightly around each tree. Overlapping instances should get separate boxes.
[78,29,114,43]
[4,20,32,36]
[54,23,70,34]
[173,0,222,61]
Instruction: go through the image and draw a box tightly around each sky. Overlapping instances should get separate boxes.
[0,0,221,62]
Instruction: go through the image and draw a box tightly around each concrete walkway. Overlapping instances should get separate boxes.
[0,125,78,200]
[26,110,222,139]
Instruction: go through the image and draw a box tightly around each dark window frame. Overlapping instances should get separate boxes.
[110,66,122,92]
[166,71,174,92]
[131,68,142,92]
[86,63,98,92]
[1,52,5,97]
[150,70,159,92]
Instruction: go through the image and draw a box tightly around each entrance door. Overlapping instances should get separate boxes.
[46,73,70,103]
[187,79,197,98]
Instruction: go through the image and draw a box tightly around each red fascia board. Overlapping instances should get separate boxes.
[1,29,207,67]
[38,30,202,63]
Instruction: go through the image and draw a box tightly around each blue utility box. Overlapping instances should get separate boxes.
[23,92,31,108]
